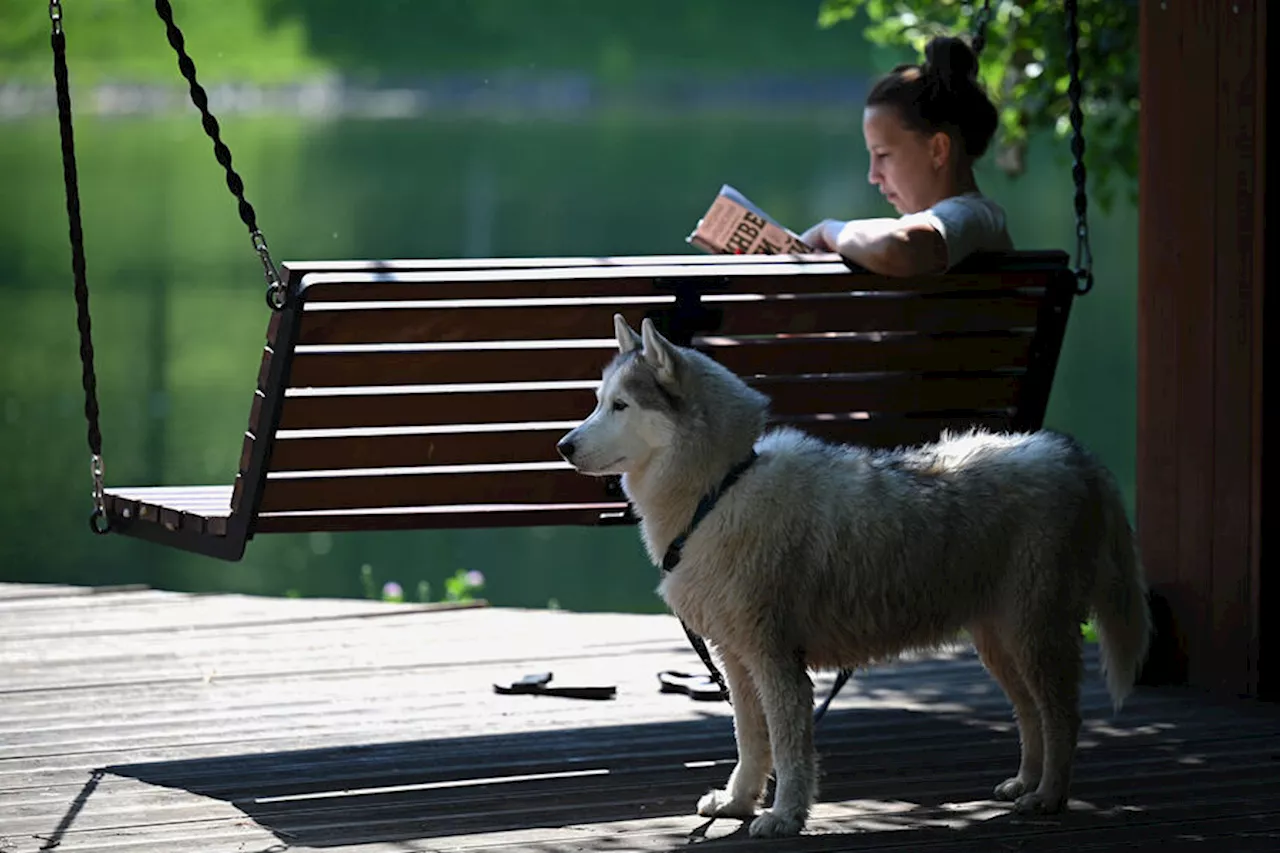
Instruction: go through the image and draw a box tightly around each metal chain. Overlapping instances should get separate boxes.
[51,0,111,535]
[152,0,287,309]
[970,0,994,57]
[1065,0,1094,294]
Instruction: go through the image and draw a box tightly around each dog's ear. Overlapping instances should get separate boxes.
[614,313,642,354]
[640,317,678,384]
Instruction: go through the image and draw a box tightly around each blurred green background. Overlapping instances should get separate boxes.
[0,1,1136,611]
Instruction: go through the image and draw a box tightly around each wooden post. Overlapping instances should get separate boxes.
[1137,0,1269,697]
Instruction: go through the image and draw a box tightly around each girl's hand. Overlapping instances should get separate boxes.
[799,219,839,251]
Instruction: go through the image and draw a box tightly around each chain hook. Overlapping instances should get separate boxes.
[89,453,111,534]
[251,229,288,310]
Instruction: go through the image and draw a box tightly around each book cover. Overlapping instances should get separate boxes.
[687,184,814,255]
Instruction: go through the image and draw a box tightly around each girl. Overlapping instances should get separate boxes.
[801,35,1012,275]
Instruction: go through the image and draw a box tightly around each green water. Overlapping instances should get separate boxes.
[0,109,1136,612]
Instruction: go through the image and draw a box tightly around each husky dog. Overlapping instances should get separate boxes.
[557,315,1151,838]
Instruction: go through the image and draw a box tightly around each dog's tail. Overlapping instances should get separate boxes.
[1090,475,1152,712]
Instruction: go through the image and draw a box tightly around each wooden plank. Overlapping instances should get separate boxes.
[275,371,1019,433]
[1171,2,1219,694]
[1138,0,1215,689]
[256,504,626,533]
[266,409,1018,475]
[255,466,610,513]
[104,489,230,539]
[106,486,233,514]
[294,295,1043,346]
[269,426,569,471]
[104,494,220,530]
[286,333,1034,389]
[284,249,1068,281]
[278,385,599,429]
[794,414,1013,449]
[1209,0,1265,697]
[1252,0,1271,701]
[761,374,1021,418]
[2,584,1279,853]
[711,333,1033,378]
[296,261,1059,303]
[288,343,622,388]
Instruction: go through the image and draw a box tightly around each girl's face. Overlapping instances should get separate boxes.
[862,104,952,215]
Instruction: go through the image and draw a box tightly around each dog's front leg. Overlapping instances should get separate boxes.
[746,651,815,838]
[697,650,770,820]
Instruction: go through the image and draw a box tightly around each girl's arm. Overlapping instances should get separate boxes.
[801,218,948,277]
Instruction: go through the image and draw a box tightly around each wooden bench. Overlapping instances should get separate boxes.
[103,250,1077,561]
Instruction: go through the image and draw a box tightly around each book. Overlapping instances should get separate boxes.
[687,184,814,255]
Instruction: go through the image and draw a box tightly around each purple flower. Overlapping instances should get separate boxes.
[464,570,485,589]
[382,581,404,602]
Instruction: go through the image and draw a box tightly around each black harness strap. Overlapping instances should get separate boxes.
[659,449,856,721]
[662,450,759,574]
[661,450,759,703]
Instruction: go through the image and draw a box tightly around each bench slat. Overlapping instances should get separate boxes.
[286,332,1034,388]
[276,372,1018,433]
[796,414,1013,448]
[110,409,1008,527]
[279,386,597,429]
[270,427,567,472]
[761,374,1021,417]
[297,266,1054,302]
[255,504,627,533]
[256,466,608,513]
[283,248,1068,280]
[267,411,1015,473]
[295,295,1043,345]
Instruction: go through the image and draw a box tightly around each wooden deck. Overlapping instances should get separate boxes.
[1,583,1278,852]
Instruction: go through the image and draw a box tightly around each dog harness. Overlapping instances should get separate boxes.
[661,449,759,574]
[660,449,759,702]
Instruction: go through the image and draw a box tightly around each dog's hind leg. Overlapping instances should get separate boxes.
[1008,621,1084,815]
[971,621,1043,801]
[697,650,770,820]
[743,650,815,838]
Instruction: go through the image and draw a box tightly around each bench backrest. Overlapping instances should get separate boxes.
[234,251,1075,536]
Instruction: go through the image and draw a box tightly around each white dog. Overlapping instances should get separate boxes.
[557,315,1151,838]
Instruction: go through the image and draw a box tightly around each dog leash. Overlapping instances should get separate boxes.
[659,448,855,721]
[661,449,759,703]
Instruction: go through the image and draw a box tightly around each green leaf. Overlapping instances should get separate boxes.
[817,0,1138,212]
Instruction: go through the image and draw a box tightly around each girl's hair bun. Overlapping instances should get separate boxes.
[924,35,979,88]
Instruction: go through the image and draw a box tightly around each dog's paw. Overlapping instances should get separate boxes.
[1012,791,1067,816]
[696,788,757,820]
[993,776,1035,801]
[748,808,805,838]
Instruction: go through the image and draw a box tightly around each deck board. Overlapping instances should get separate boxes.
[1,583,1277,852]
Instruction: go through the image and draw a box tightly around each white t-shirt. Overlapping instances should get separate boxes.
[900,192,1013,268]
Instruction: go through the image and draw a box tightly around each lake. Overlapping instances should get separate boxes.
[0,100,1136,611]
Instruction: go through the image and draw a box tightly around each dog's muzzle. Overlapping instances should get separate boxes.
[556,437,576,462]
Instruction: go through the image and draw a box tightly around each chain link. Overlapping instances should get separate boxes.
[153,0,288,310]
[52,0,113,535]
[971,0,994,57]
[1065,0,1094,294]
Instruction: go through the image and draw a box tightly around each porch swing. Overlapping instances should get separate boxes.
[55,0,1094,564]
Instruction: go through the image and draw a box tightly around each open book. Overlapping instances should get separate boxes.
[687,184,814,255]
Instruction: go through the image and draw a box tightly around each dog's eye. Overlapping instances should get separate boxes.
[611,400,628,412]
